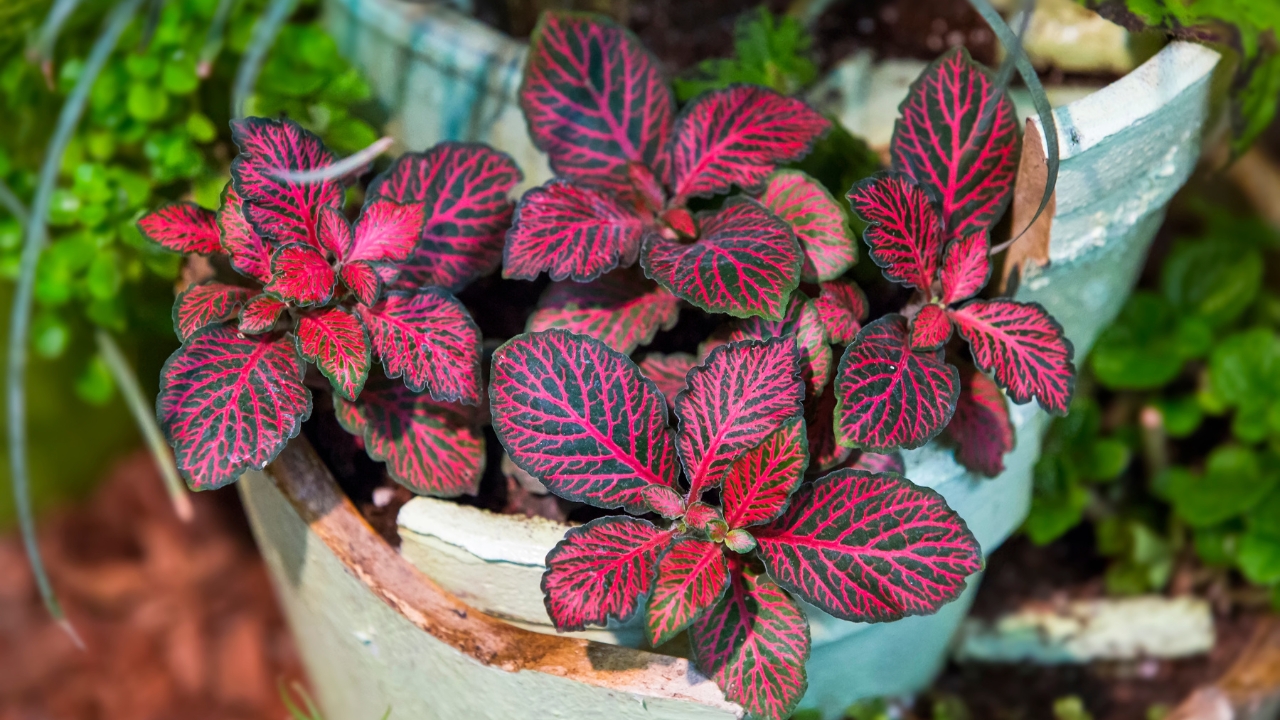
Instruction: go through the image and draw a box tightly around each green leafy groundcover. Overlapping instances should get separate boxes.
[1027,204,1280,607]
[0,0,379,524]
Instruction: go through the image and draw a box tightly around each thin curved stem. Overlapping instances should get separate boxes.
[231,0,297,119]
[95,330,192,522]
[28,0,84,84]
[0,178,29,226]
[273,136,394,184]
[8,0,146,645]
[197,0,238,78]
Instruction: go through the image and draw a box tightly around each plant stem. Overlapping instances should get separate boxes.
[232,0,296,119]
[8,0,146,645]
[95,330,192,523]
[28,0,84,85]
[273,136,394,184]
[197,0,238,78]
[1139,404,1169,481]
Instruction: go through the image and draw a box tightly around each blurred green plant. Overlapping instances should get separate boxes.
[1026,204,1280,607]
[1084,0,1280,155]
[0,0,377,408]
[673,7,818,102]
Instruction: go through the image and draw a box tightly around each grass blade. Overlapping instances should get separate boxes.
[7,0,147,644]
[232,0,297,119]
[95,330,192,522]
[197,0,238,78]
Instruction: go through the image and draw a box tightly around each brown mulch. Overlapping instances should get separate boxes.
[0,452,305,720]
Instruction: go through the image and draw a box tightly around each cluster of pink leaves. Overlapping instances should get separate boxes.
[507,11,854,352]
[833,48,1076,476]
[139,117,521,493]
[490,330,982,720]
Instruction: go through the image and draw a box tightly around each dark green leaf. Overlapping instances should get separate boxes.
[1162,238,1262,327]
[1165,447,1277,527]
[1091,292,1184,389]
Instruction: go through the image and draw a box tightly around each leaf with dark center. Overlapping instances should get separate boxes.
[369,142,522,291]
[527,271,679,354]
[949,299,1075,415]
[520,12,672,199]
[910,304,953,350]
[847,172,942,294]
[642,196,801,321]
[689,559,810,720]
[940,232,991,305]
[722,417,808,529]
[755,469,982,622]
[504,180,648,282]
[646,538,730,646]
[230,116,343,249]
[542,516,674,632]
[138,202,223,255]
[890,47,1020,241]
[172,282,253,342]
[336,374,485,496]
[157,326,311,490]
[489,329,680,514]
[674,337,804,502]
[945,365,1013,477]
[760,169,855,282]
[668,85,828,203]
[833,315,959,452]
[813,279,868,345]
[263,243,336,307]
[359,288,483,405]
[295,306,370,402]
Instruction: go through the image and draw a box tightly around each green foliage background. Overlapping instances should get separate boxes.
[0,0,379,527]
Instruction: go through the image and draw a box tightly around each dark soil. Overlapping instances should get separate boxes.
[0,453,304,720]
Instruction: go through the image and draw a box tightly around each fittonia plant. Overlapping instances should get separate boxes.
[138,116,520,493]
[490,12,1079,719]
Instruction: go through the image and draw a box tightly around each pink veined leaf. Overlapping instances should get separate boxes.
[172,283,253,342]
[833,315,959,452]
[504,180,648,282]
[335,374,485,496]
[359,288,483,405]
[891,47,1020,241]
[813,279,869,345]
[945,365,1013,477]
[156,326,311,490]
[668,85,828,203]
[646,538,730,647]
[630,161,666,211]
[489,329,681,514]
[542,516,674,632]
[728,294,832,396]
[910,303,953,350]
[675,337,805,502]
[295,306,370,402]
[850,451,906,475]
[264,243,337,307]
[527,271,679,354]
[137,202,223,255]
[689,558,810,720]
[685,502,724,532]
[520,13,672,198]
[230,117,343,249]
[804,387,851,475]
[940,233,991,305]
[343,199,425,264]
[641,196,801,321]
[760,169,856,283]
[847,172,943,294]
[368,143,522,291]
[755,469,983,623]
[217,186,272,283]
[340,261,382,307]
[949,299,1075,416]
[317,205,355,259]
[639,352,697,407]
[238,294,288,334]
[722,417,808,529]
